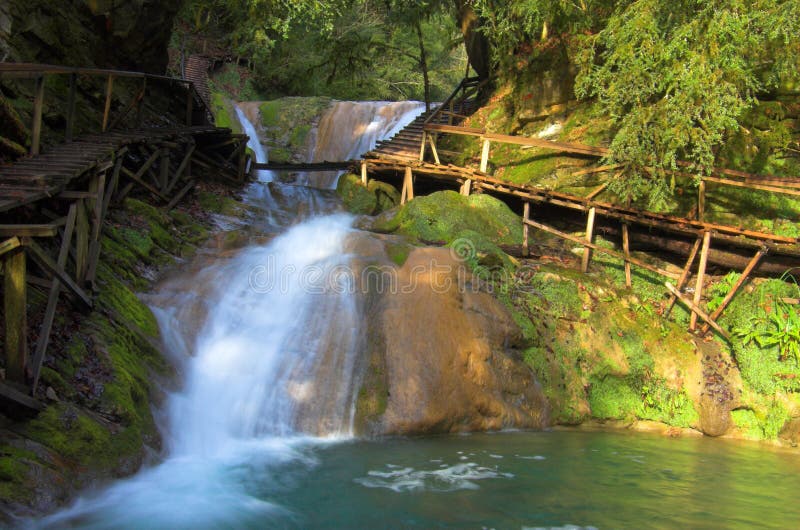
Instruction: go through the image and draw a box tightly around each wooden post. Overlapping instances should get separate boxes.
[665,282,730,340]
[460,179,472,196]
[479,138,491,173]
[581,207,596,273]
[186,84,194,126]
[690,230,712,331]
[361,161,368,185]
[622,222,632,288]
[401,166,414,204]
[102,74,115,132]
[75,200,89,283]
[30,75,45,155]
[522,202,530,258]
[65,73,77,143]
[159,148,170,192]
[136,77,147,128]
[700,247,767,335]
[4,249,27,384]
[419,131,427,161]
[698,180,706,221]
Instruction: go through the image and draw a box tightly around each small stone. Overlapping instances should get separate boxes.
[45,386,58,401]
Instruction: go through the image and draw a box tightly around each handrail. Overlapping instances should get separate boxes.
[0,62,214,154]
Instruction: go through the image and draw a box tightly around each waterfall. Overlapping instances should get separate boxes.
[235,105,274,183]
[301,101,425,189]
[31,100,418,529]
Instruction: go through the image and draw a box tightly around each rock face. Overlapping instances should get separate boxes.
[2,0,180,73]
[355,247,549,435]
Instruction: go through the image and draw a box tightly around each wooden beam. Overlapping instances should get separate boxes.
[136,77,147,128]
[22,238,92,308]
[427,134,441,165]
[664,236,703,317]
[702,175,800,197]
[101,74,115,132]
[31,203,77,393]
[479,138,491,173]
[700,247,767,335]
[361,160,368,186]
[121,165,170,202]
[690,231,712,331]
[167,180,196,210]
[0,382,44,413]
[75,200,89,284]
[165,144,195,195]
[4,248,27,383]
[65,72,77,142]
[665,282,730,340]
[401,166,414,204]
[697,180,706,221]
[0,224,59,237]
[586,182,609,201]
[460,178,472,196]
[0,237,22,257]
[419,131,427,162]
[522,202,530,258]
[582,207,596,273]
[30,75,45,155]
[525,218,680,280]
[159,148,170,192]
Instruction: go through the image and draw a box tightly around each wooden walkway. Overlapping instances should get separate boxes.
[0,63,250,413]
[363,78,800,340]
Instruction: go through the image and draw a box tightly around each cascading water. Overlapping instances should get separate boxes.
[235,105,274,183]
[29,102,417,530]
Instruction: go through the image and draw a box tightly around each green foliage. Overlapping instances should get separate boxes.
[573,0,800,209]
[732,400,790,440]
[736,298,800,366]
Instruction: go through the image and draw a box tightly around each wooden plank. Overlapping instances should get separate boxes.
[31,203,77,393]
[522,202,530,258]
[700,248,767,335]
[121,165,170,202]
[427,134,441,165]
[30,75,45,155]
[460,178,472,196]
[22,238,92,308]
[361,161,368,185]
[65,73,77,142]
[524,218,680,280]
[4,249,27,383]
[101,74,115,132]
[665,282,730,340]
[690,231,712,331]
[586,182,608,201]
[159,149,170,192]
[419,131,427,161]
[582,207,596,273]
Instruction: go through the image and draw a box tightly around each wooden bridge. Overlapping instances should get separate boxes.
[0,63,249,413]
[363,77,800,340]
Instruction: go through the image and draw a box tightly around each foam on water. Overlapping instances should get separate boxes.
[354,462,514,493]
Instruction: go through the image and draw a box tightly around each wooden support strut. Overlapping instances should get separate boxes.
[65,73,77,143]
[401,166,414,204]
[361,161,368,186]
[622,222,632,288]
[664,236,704,317]
[698,180,706,221]
[690,231,713,331]
[419,131,427,162]
[700,247,768,335]
[101,74,115,132]
[22,238,92,309]
[427,134,441,165]
[4,248,27,383]
[665,282,730,340]
[31,203,77,394]
[479,138,491,174]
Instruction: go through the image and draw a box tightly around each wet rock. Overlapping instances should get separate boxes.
[45,387,58,402]
[355,247,549,435]
[698,394,732,437]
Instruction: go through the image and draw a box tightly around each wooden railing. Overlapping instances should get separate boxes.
[0,63,213,155]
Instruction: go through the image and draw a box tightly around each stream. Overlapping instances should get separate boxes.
[28,101,800,530]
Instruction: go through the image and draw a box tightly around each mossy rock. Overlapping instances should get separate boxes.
[336,173,377,215]
[372,190,522,246]
[210,92,242,134]
[367,179,401,213]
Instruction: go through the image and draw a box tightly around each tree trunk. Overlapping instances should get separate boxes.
[415,21,431,112]
[453,0,492,83]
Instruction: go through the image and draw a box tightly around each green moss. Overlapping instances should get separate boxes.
[196,190,242,216]
[290,124,312,148]
[336,173,377,215]
[95,265,159,338]
[588,376,641,420]
[259,100,281,127]
[385,242,411,266]
[0,446,37,502]
[23,404,112,467]
[373,191,522,246]
[367,180,401,213]
[268,147,292,163]
[210,92,242,134]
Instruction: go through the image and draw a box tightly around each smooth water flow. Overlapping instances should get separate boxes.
[235,105,274,182]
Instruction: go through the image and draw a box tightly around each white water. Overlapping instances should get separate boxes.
[235,105,274,183]
[30,101,418,529]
